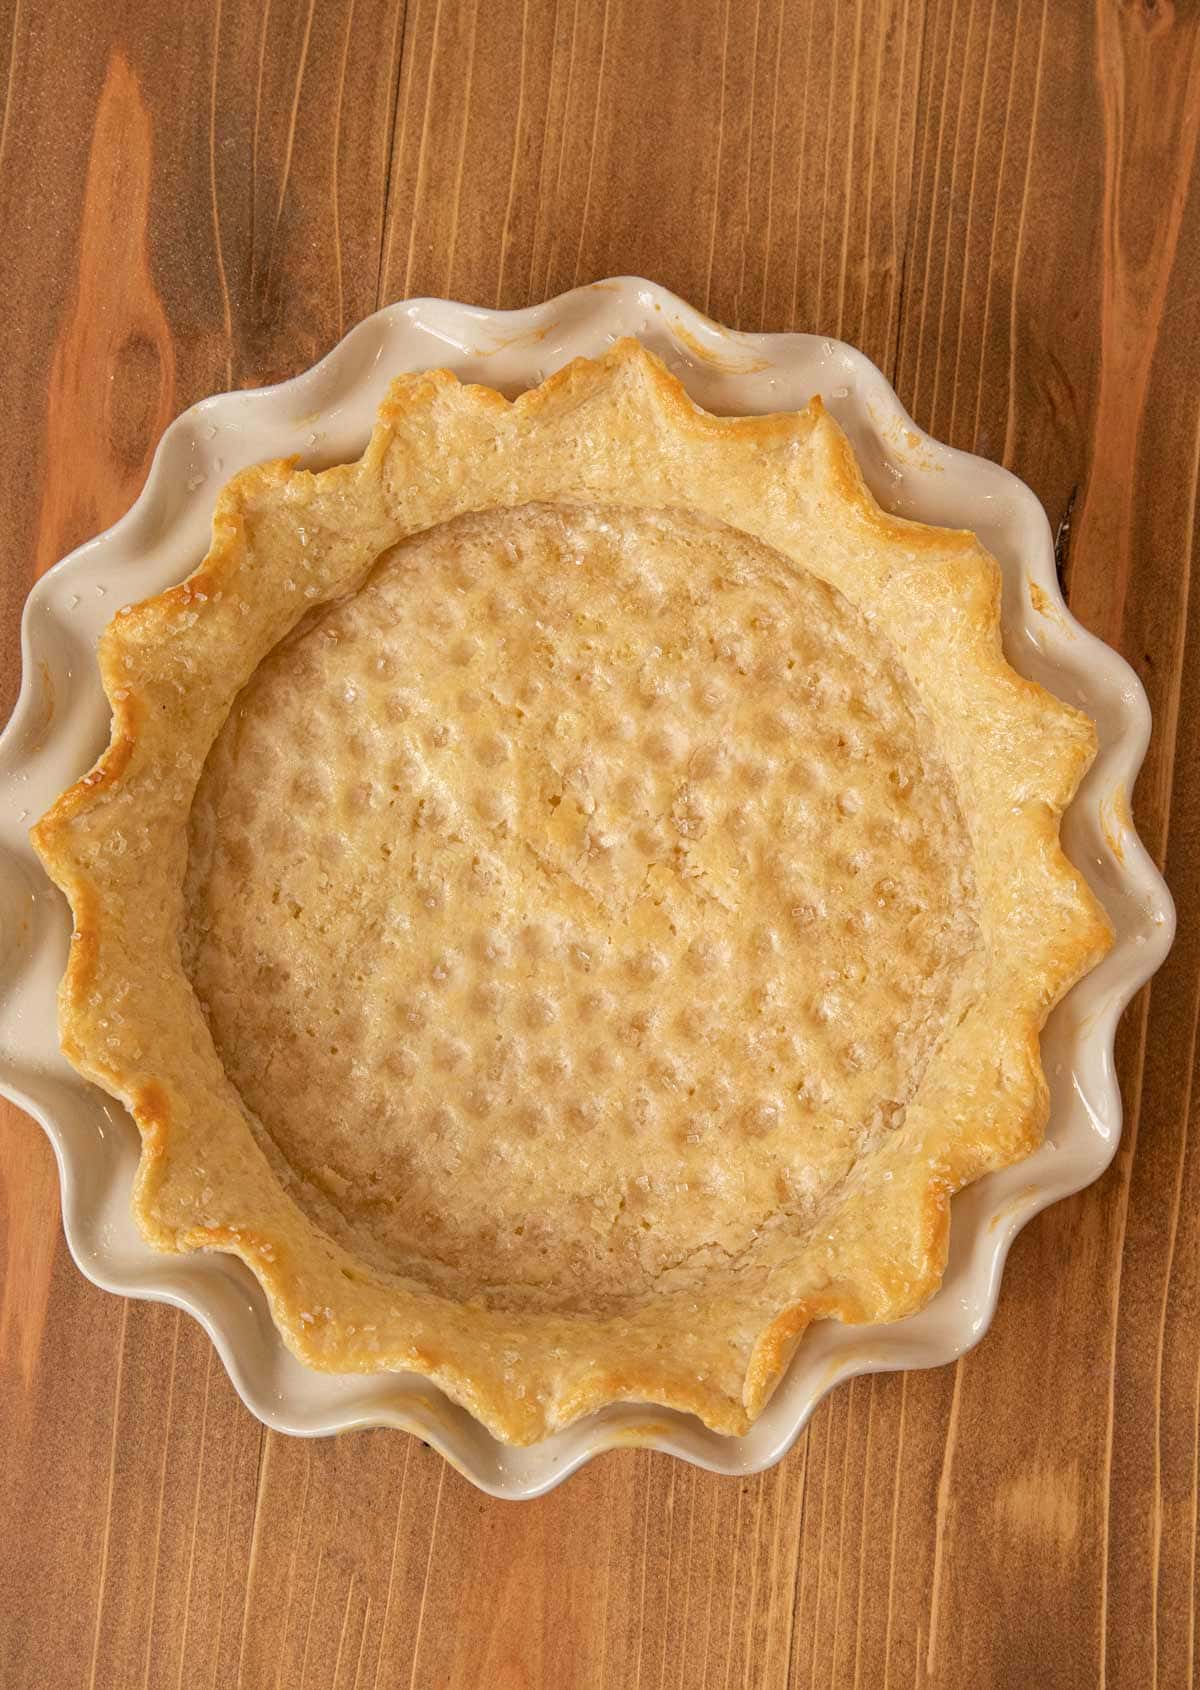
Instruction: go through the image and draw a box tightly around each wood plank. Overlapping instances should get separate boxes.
[1,1,1198,1685]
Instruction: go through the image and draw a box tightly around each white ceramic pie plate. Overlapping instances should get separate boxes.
[0,279,1173,1498]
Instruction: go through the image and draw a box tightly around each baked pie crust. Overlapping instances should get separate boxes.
[33,341,1112,1444]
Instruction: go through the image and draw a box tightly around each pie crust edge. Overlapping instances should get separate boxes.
[31,341,1114,1444]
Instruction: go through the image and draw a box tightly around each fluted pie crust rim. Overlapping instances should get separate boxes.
[32,341,1112,1444]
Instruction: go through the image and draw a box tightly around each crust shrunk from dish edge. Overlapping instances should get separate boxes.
[32,341,1113,1443]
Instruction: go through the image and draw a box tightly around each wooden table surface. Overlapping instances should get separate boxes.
[1,2,1197,1685]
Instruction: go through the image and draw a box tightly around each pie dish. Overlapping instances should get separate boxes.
[31,334,1113,1445]
[0,280,1172,1493]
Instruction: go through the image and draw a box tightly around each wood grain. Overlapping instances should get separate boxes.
[0,1,1197,1684]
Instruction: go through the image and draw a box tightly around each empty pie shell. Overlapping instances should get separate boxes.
[31,340,1112,1444]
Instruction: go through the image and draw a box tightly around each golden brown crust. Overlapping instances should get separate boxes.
[32,340,1112,1444]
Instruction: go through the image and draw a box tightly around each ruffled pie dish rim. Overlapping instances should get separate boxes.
[0,280,1173,1497]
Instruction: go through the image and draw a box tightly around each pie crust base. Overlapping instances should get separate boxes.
[33,342,1112,1444]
